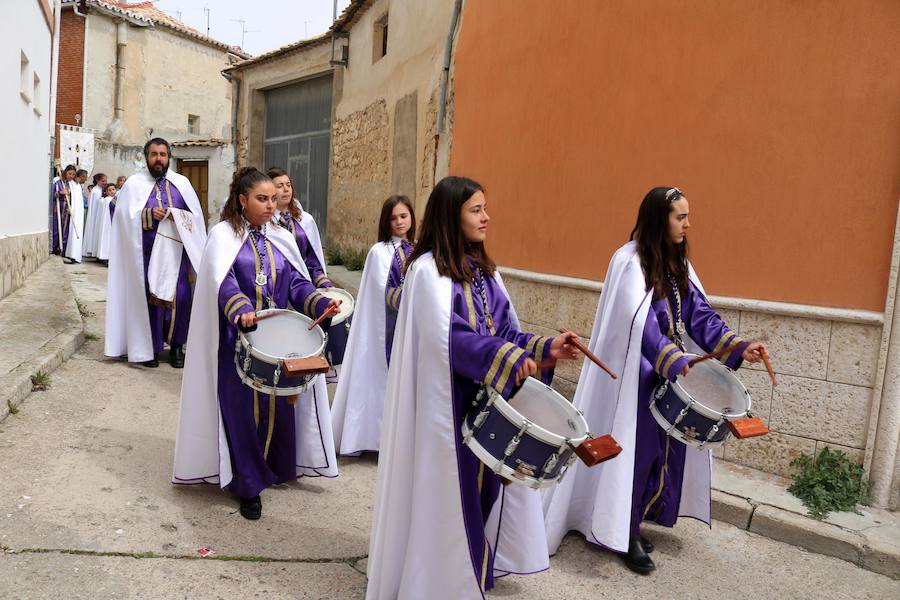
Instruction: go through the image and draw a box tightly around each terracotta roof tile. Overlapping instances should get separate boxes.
[68,0,249,57]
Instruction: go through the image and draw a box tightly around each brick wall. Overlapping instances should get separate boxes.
[56,9,85,130]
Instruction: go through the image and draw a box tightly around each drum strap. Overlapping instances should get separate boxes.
[667,274,686,350]
[472,267,496,334]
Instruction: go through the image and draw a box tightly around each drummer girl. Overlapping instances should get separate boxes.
[172,167,341,521]
[365,176,581,599]
[542,186,769,574]
[267,167,332,289]
[330,195,416,456]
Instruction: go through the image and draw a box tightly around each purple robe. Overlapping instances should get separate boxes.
[216,231,333,499]
[632,280,743,536]
[281,213,332,289]
[140,179,192,353]
[50,179,71,255]
[384,239,412,363]
[448,271,555,591]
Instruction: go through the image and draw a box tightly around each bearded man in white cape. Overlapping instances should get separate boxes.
[542,187,769,574]
[366,176,582,599]
[104,138,204,368]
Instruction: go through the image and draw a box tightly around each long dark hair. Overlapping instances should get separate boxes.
[266,166,301,220]
[407,175,495,282]
[629,186,690,298]
[377,194,416,243]
[221,167,271,235]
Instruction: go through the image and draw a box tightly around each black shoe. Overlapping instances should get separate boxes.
[169,345,185,369]
[239,495,262,520]
[141,354,159,368]
[640,535,654,554]
[622,535,656,574]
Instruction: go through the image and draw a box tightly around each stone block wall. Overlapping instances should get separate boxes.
[328,100,390,252]
[500,268,882,479]
[0,232,50,302]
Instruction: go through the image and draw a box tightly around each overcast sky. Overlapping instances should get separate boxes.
[154,0,352,56]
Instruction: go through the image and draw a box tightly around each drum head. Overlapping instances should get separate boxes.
[317,287,355,325]
[508,377,588,440]
[245,309,325,359]
[677,357,750,417]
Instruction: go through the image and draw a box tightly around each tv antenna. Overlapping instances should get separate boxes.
[230,18,259,49]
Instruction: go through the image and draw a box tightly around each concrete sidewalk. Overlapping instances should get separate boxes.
[0,258,85,423]
[330,262,900,579]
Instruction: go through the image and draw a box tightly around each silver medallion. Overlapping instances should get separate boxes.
[255,273,268,287]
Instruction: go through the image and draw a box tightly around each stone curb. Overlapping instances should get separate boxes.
[712,489,900,579]
[0,267,86,424]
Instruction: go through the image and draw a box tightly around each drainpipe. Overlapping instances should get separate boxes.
[113,21,126,123]
[222,70,241,167]
[433,0,463,183]
[103,19,128,142]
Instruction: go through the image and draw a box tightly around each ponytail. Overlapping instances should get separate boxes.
[221,167,271,234]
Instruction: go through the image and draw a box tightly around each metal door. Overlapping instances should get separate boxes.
[263,74,333,233]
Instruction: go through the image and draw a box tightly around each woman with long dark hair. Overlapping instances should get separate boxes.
[543,186,769,574]
[331,195,416,456]
[366,176,581,599]
[267,167,331,288]
[173,167,341,521]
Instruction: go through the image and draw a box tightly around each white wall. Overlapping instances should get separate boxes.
[0,1,53,237]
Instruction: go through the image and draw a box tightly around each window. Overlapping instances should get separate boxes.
[373,13,388,63]
[188,114,199,135]
[32,72,42,115]
[20,51,31,103]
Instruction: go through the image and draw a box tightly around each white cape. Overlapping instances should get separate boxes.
[172,221,339,487]
[299,207,326,272]
[330,241,393,455]
[62,180,84,262]
[366,254,548,600]
[82,185,101,257]
[147,208,207,304]
[104,169,203,363]
[96,195,113,261]
[542,241,712,554]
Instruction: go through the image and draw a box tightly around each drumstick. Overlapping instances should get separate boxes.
[308,304,340,331]
[560,328,618,379]
[687,341,748,367]
[760,347,778,386]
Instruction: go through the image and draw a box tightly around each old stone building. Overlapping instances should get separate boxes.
[55,0,246,222]
[226,0,457,247]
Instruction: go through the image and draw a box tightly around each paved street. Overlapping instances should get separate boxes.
[1,261,898,599]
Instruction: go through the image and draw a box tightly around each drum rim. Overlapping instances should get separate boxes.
[233,353,315,396]
[238,308,327,364]
[648,402,728,449]
[668,353,752,420]
[461,419,559,489]
[488,377,590,447]
[316,287,355,326]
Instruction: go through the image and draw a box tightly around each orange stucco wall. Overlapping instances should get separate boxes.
[450,1,900,311]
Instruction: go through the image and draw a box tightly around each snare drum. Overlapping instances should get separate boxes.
[235,309,327,396]
[317,287,355,365]
[462,377,590,489]
[649,354,751,449]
